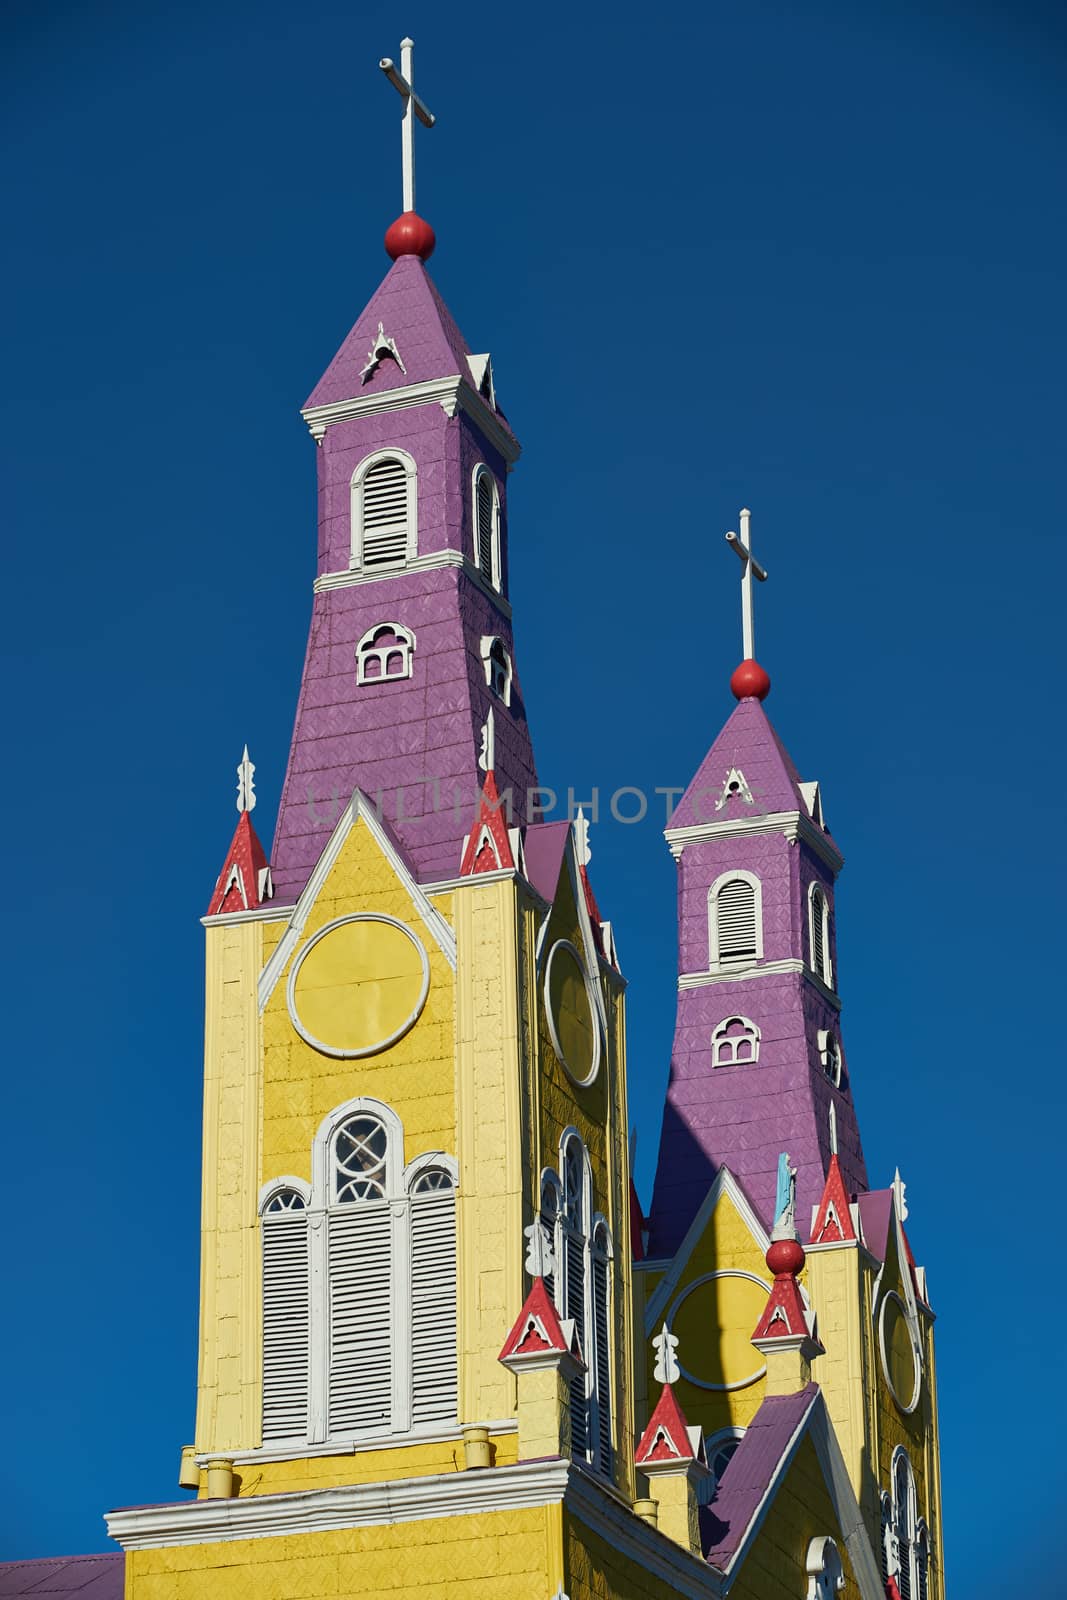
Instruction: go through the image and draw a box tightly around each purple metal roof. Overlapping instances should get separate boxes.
[522,821,571,904]
[304,255,483,412]
[702,1384,820,1568]
[0,1556,123,1598]
[669,696,822,832]
[857,1189,893,1261]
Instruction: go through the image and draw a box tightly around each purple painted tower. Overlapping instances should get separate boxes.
[647,687,868,1253]
[269,250,538,899]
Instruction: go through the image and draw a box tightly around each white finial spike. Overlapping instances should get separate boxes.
[828,1100,838,1156]
[379,38,436,214]
[478,707,495,774]
[892,1167,909,1221]
[236,746,256,814]
[725,506,768,661]
[574,807,592,867]
[524,1217,555,1281]
[652,1322,680,1386]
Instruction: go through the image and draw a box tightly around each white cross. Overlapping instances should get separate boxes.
[379,38,436,214]
[725,507,768,662]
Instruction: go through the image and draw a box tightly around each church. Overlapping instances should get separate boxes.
[3,39,943,1600]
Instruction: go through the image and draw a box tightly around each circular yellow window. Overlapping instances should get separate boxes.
[669,1272,770,1391]
[879,1291,922,1414]
[286,914,429,1059]
[544,939,600,1087]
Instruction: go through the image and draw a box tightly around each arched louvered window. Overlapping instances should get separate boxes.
[809,884,833,987]
[710,873,762,968]
[409,1165,458,1426]
[591,1220,613,1474]
[473,465,500,590]
[351,451,416,570]
[328,1113,393,1437]
[889,1449,921,1600]
[356,622,415,684]
[259,1100,459,1448]
[711,1015,761,1068]
[261,1185,310,1442]
[561,1136,589,1458]
[480,635,513,706]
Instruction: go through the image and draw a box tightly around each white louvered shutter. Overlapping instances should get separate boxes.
[410,1188,458,1425]
[327,1203,393,1436]
[475,473,496,585]
[811,890,826,979]
[592,1248,612,1472]
[360,458,410,568]
[716,878,758,962]
[565,1228,589,1456]
[261,1210,310,1440]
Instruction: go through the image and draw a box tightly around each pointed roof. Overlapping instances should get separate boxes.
[634,1383,700,1466]
[304,254,505,415]
[206,811,273,916]
[0,1554,124,1597]
[498,1278,584,1367]
[702,1385,820,1566]
[751,1269,818,1345]
[459,770,516,875]
[668,696,830,834]
[521,820,571,904]
[810,1155,857,1245]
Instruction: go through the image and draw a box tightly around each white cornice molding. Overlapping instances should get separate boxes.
[678,960,843,1013]
[313,549,513,619]
[564,1468,723,1599]
[665,812,844,874]
[201,903,293,928]
[105,1457,569,1551]
[301,375,521,467]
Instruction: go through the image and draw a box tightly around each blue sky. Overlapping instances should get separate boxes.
[2,0,1065,1584]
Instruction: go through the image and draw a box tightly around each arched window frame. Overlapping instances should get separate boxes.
[817,1028,842,1086]
[711,1015,761,1068]
[697,1426,745,1504]
[590,1216,614,1474]
[350,448,418,572]
[808,882,834,988]
[355,621,415,685]
[471,463,501,591]
[545,1132,613,1478]
[259,1099,459,1450]
[888,1446,921,1600]
[539,1169,564,1303]
[258,1177,313,1443]
[480,635,513,706]
[708,869,764,970]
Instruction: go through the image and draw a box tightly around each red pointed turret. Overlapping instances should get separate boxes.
[751,1237,824,1360]
[634,1382,700,1466]
[810,1155,857,1246]
[206,748,274,916]
[459,769,515,876]
[498,1277,584,1367]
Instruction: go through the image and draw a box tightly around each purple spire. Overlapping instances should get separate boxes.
[271,256,536,900]
[647,695,867,1254]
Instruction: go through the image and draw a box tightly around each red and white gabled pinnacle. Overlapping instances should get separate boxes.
[498,1219,584,1371]
[634,1325,705,1468]
[810,1154,858,1246]
[460,710,517,876]
[751,1237,824,1358]
[206,747,274,916]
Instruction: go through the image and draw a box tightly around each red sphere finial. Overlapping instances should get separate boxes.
[730,658,771,701]
[766,1237,805,1278]
[385,211,436,261]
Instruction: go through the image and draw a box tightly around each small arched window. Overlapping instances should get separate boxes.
[591,1220,613,1473]
[260,1183,311,1442]
[710,872,762,968]
[711,1015,761,1068]
[697,1427,744,1504]
[408,1163,458,1425]
[809,884,833,987]
[889,1449,922,1600]
[473,465,500,590]
[480,635,513,706]
[817,1028,842,1086]
[351,451,416,570]
[356,622,415,684]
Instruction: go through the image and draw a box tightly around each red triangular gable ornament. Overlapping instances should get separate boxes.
[635,1383,697,1465]
[752,1272,813,1343]
[498,1278,583,1366]
[810,1155,857,1245]
[207,812,273,916]
[460,771,515,876]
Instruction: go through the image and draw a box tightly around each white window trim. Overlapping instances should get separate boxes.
[699,1426,745,1504]
[480,634,513,706]
[471,463,501,591]
[708,869,764,971]
[355,621,416,685]
[548,1133,613,1480]
[258,1175,313,1214]
[816,1027,842,1086]
[350,447,418,571]
[808,881,834,989]
[710,1015,761,1069]
[260,1099,460,1452]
